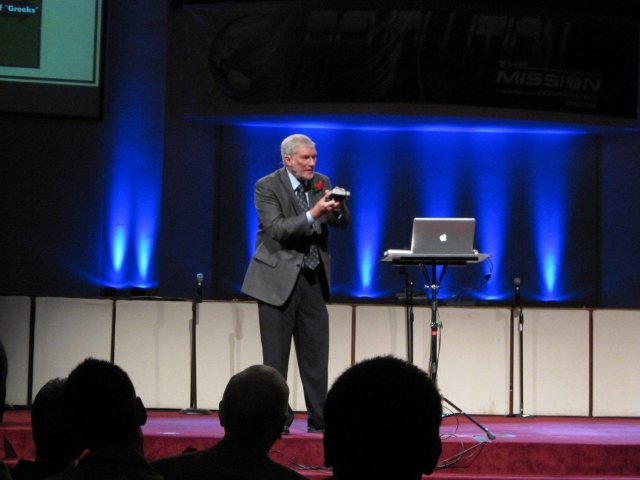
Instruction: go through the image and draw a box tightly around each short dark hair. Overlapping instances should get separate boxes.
[324,356,442,479]
[64,358,144,448]
[220,365,288,441]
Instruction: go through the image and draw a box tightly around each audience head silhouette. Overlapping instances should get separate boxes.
[31,377,82,471]
[323,355,443,480]
[219,364,289,447]
[64,358,147,451]
[151,364,304,480]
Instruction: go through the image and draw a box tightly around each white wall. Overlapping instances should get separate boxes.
[114,300,192,409]
[592,309,640,416]
[195,301,263,410]
[519,308,590,416]
[430,307,511,415]
[194,302,354,411]
[32,297,113,394]
[1,296,638,416]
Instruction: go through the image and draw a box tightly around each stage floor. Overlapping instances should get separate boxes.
[2,410,640,479]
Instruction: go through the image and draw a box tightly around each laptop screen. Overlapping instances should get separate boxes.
[410,218,476,254]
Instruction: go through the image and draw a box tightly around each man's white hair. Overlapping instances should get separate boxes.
[281,134,315,161]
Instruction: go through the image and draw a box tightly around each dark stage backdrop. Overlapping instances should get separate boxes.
[212,125,599,306]
[3,0,638,307]
[177,1,638,119]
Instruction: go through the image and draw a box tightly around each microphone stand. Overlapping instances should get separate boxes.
[401,267,415,364]
[180,273,211,415]
[516,278,525,416]
[421,262,495,441]
[384,252,494,441]
[509,277,526,417]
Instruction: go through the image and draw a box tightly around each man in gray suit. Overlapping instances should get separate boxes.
[242,133,350,433]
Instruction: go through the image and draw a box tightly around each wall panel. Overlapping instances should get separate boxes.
[421,307,511,415]
[33,297,112,397]
[114,300,191,409]
[520,308,590,415]
[354,305,407,362]
[3,296,637,416]
[327,304,354,384]
[195,301,262,410]
[194,301,355,412]
[593,309,640,416]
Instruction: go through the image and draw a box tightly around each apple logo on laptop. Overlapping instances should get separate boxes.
[439,233,447,242]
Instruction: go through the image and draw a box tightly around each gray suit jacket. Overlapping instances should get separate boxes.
[241,167,350,306]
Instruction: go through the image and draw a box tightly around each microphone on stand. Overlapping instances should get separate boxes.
[513,277,521,309]
[196,273,204,303]
[181,272,211,415]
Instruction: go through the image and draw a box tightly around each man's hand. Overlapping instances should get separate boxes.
[309,189,343,220]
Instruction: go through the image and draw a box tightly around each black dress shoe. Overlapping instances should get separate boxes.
[282,426,290,435]
[307,425,324,434]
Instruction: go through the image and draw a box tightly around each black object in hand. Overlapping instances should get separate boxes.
[327,186,350,201]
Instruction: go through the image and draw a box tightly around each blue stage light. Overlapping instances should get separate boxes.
[106,163,133,288]
[105,123,162,291]
[216,118,596,304]
[99,4,166,293]
[348,131,391,296]
[529,136,571,301]
[133,175,161,287]
[466,133,514,301]
[135,231,153,285]
[542,251,559,294]
[112,224,128,275]
[107,166,132,284]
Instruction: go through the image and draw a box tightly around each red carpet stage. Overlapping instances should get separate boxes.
[2,410,639,479]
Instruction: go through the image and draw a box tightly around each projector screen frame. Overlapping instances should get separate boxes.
[0,0,106,119]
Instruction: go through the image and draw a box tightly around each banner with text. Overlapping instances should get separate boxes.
[180,1,639,118]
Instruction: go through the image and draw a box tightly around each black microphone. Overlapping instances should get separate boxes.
[513,277,521,308]
[196,273,203,303]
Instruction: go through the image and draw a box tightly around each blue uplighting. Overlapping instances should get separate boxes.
[231,121,591,301]
[225,115,592,135]
[103,70,163,290]
[529,135,571,301]
[543,251,559,293]
[467,133,513,300]
[105,141,162,290]
[112,224,128,274]
[412,133,462,218]
[135,228,154,286]
[133,172,161,287]
[107,166,132,287]
[99,0,168,293]
[100,2,165,293]
[202,117,599,305]
[350,131,392,296]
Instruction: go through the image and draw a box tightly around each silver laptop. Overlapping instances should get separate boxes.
[410,218,476,255]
